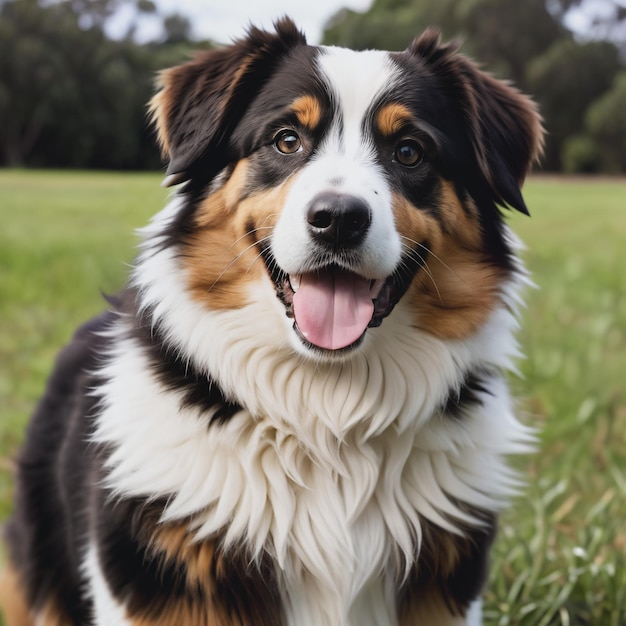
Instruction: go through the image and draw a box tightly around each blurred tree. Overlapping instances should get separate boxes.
[0,0,84,165]
[527,39,621,169]
[0,0,201,168]
[67,0,122,29]
[121,0,158,41]
[324,0,459,51]
[324,0,564,85]
[454,0,565,86]
[561,134,601,173]
[585,71,626,171]
[136,0,157,13]
[162,13,192,44]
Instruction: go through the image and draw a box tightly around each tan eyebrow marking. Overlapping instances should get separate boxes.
[291,95,323,130]
[376,103,413,136]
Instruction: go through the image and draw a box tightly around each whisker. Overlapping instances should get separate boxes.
[410,248,443,306]
[228,226,274,250]
[266,254,284,280]
[245,250,267,274]
[207,235,272,293]
[400,243,443,305]
[400,235,463,282]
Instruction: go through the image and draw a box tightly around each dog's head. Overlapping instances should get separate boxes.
[149,19,542,359]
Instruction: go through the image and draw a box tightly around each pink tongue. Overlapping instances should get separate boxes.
[292,269,374,350]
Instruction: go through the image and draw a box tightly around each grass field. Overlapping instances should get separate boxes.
[1,170,625,624]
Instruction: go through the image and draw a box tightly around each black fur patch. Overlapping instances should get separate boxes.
[5,312,116,623]
[443,514,496,612]
[442,370,492,419]
[94,494,284,625]
[128,295,242,425]
[399,510,497,617]
[94,496,195,615]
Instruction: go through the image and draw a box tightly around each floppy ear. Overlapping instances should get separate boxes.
[150,18,307,187]
[459,60,544,215]
[409,29,544,215]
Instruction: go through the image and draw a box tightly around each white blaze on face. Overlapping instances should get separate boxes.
[271,47,404,351]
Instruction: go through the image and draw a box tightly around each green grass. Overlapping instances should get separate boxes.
[0,170,168,519]
[1,170,625,623]
[486,178,626,625]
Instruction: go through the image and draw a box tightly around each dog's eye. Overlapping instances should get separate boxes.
[274,130,302,155]
[394,140,424,167]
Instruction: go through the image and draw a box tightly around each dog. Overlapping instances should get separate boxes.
[0,18,543,626]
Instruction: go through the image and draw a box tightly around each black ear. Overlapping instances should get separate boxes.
[150,18,307,186]
[460,60,544,215]
[409,29,544,215]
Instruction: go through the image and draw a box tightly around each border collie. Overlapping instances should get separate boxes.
[1,18,542,626]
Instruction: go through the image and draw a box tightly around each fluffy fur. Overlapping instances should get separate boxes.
[1,19,542,626]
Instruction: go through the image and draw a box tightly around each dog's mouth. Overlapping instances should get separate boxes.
[286,268,390,351]
[262,248,413,353]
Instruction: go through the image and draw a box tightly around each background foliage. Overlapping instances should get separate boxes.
[1,0,626,172]
[0,0,204,169]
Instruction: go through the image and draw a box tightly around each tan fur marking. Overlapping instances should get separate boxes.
[376,103,413,137]
[183,160,294,310]
[34,602,72,626]
[392,191,444,268]
[226,55,257,110]
[0,564,33,626]
[132,529,225,626]
[131,521,281,626]
[437,180,483,251]
[393,181,504,340]
[148,523,218,589]
[148,70,173,157]
[130,605,236,626]
[291,95,323,130]
[410,241,504,340]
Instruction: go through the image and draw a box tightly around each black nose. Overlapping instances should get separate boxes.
[306,193,371,247]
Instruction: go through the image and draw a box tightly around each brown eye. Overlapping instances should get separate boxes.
[394,140,424,167]
[274,129,302,155]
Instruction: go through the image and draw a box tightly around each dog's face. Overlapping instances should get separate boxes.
[150,20,542,360]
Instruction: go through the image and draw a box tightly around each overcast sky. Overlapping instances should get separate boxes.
[109,0,374,45]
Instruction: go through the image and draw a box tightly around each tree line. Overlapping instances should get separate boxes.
[0,0,202,170]
[1,0,625,172]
